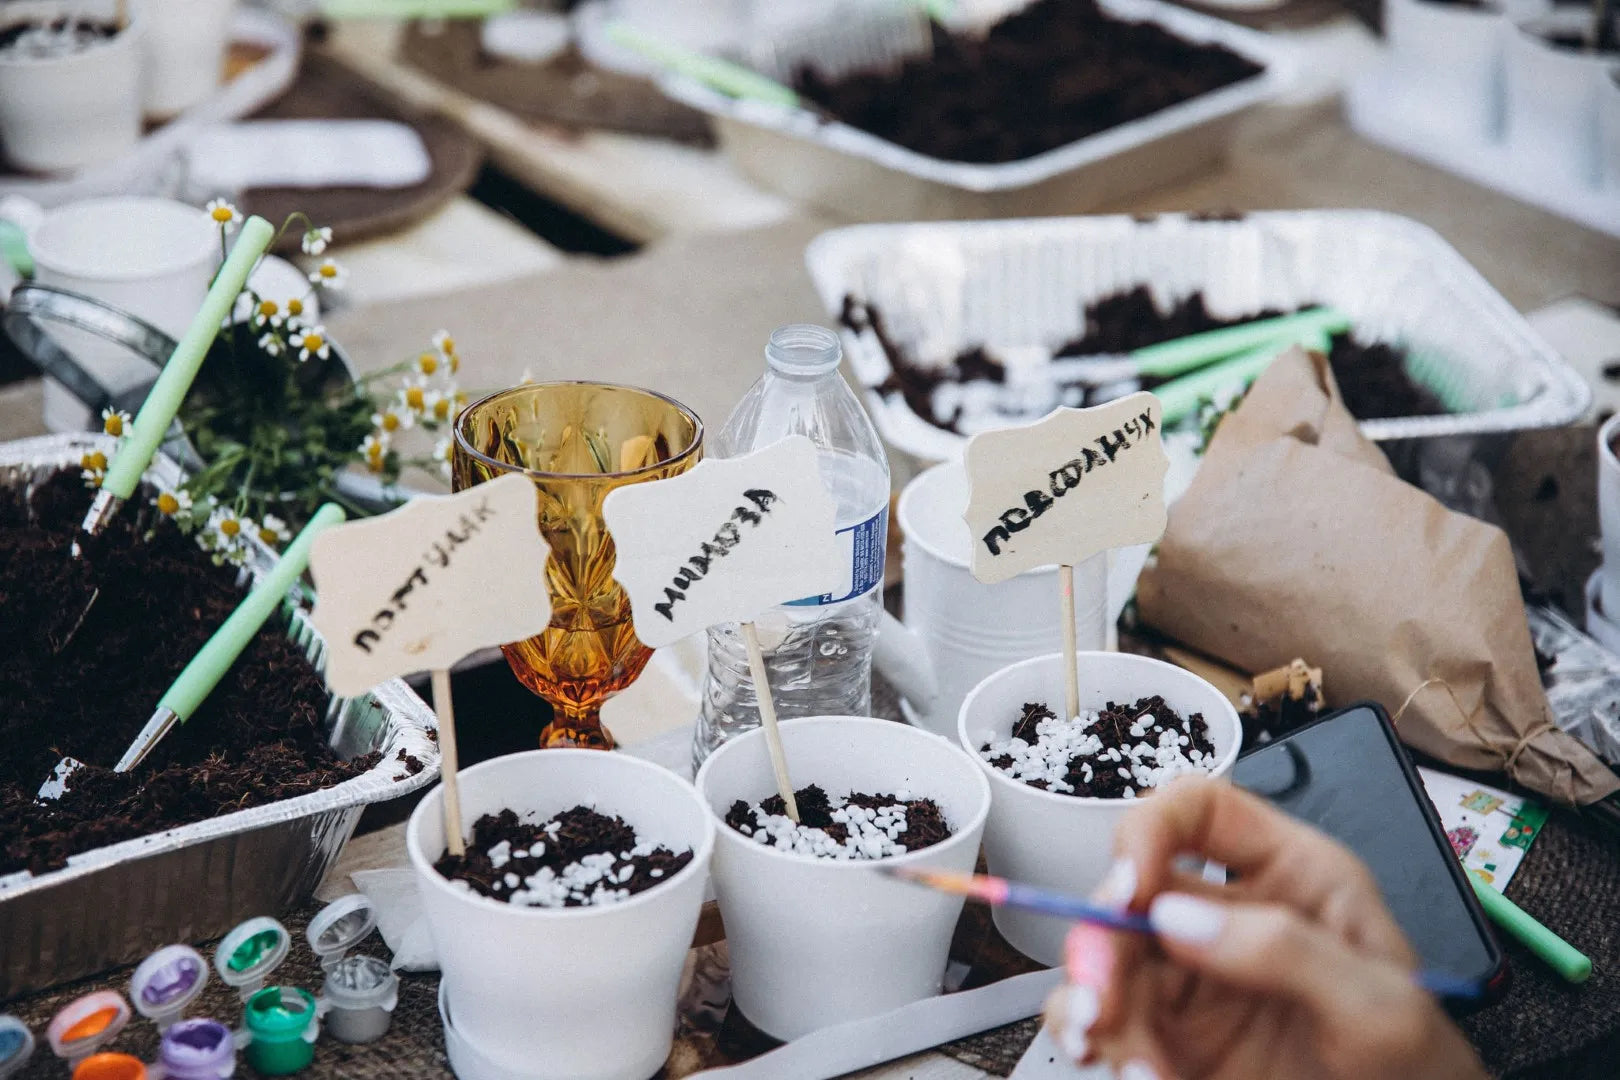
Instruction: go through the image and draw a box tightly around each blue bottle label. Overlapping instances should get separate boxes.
[785,506,888,606]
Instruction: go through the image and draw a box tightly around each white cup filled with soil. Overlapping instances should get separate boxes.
[406,749,715,1080]
[694,715,991,1040]
[0,2,143,173]
[1504,7,1618,189]
[958,651,1241,966]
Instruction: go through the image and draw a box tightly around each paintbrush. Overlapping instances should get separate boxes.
[882,865,1484,1000]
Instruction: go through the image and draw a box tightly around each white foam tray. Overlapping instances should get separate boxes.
[804,210,1591,463]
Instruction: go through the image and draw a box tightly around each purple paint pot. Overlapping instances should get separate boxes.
[130,946,208,1031]
[158,1019,236,1080]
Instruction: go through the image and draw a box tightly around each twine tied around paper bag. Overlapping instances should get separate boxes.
[1391,677,1572,804]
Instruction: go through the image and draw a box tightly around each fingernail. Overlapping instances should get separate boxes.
[1120,1060,1162,1080]
[1065,922,1113,988]
[1056,984,1098,1061]
[1095,857,1138,908]
[1150,893,1226,944]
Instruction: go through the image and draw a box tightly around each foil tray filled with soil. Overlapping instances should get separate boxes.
[805,210,1590,461]
[654,0,1284,220]
[0,433,440,999]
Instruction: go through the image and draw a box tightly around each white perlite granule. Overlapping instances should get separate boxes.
[734,800,914,861]
[503,841,662,909]
[981,706,1212,796]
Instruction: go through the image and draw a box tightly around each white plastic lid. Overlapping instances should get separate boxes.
[305,894,378,967]
[46,991,130,1064]
[213,916,292,994]
[130,945,208,1024]
[0,1016,34,1079]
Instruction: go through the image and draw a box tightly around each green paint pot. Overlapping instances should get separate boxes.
[242,986,318,1076]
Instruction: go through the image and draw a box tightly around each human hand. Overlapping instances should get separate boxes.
[1044,776,1488,1080]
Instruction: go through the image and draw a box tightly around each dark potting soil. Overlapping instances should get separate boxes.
[983,696,1217,798]
[0,19,119,55]
[843,286,1448,433]
[723,783,953,857]
[1239,683,1322,753]
[434,806,695,906]
[792,0,1264,165]
[0,471,378,877]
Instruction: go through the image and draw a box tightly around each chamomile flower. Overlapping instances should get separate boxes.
[289,324,331,363]
[359,433,389,474]
[414,351,440,377]
[205,199,241,233]
[100,407,131,438]
[518,367,535,385]
[81,467,104,488]
[301,226,333,256]
[433,436,453,480]
[431,330,460,371]
[205,508,253,564]
[153,485,193,517]
[80,449,108,474]
[252,299,282,329]
[371,402,412,435]
[308,258,347,290]
[259,332,284,357]
[286,297,306,322]
[429,389,455,424]
[399,376,431,417]
[257,513,291,548]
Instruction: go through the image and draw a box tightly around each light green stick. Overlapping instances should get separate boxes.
[604,21,800,107]
[1469,871,1591,985]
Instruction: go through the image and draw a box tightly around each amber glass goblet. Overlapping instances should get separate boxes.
[452,382,703,749]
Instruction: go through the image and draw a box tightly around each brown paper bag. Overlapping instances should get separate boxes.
[1137,348,1620,806]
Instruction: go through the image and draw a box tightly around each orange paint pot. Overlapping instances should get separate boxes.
[72,1051,147,1080]
[62,1008,120,1043]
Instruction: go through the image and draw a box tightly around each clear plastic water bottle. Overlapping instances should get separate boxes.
[694,324,891,766]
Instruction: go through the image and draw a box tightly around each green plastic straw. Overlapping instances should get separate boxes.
[604,21,800,108]
[1131,307,1350,379]
[1154,340,1285,424]
[1469,871,1591,984]
[101,216,275,501]
[0,220,31,278]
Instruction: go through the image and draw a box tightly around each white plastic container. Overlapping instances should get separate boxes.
[1602,68,1620,191]
[1597,413,1620,621]
[694,716,991,1040]
[136,0,238,118]
[406,750,715,1080]
[1382,0,1507,139]
[958,651,1241,966]
[1504,9,1614,189]
[874,460,1108,737]
[0,2,144,174]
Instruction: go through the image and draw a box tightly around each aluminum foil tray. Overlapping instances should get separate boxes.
[0,433,441,999]
[803,210,1592,462]
[657,0,1289,221]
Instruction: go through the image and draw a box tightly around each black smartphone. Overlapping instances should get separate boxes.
[1231,702,1507,1003]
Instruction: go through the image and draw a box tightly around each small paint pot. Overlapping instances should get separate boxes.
[157,1018,237,1080]
[47,991,131,1066]
[214,917,292,1001]
[242,987,319,1076]
[71,1052,146,1080]
[131,945,208,1031]
[0,1015,35,1079]
[318,957,398,1045]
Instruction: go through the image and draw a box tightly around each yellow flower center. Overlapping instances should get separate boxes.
[418,353,438,375]
[439,336,456,354]
[288,299,304,316]
[319,263,338,279]
[220,518,241,538]
[102,415,123,437]
[210,206,234,223]
[381,413,400,432]
[82,451,107,471]
[258,527,280,545]
[449,353,460,374]
[157,493,179,515]
[405,387,425,410]
[433,398,451,421]
[301,333,324,353]
[258,300,278,318]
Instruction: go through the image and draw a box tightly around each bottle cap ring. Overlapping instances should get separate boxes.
[214,917,292,998]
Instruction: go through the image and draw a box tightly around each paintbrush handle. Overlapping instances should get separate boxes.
[101,216,275,501]
[1002,882,1155,934]
[157,504,344,720]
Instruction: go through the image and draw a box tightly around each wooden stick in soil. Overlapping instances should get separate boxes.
[741,621,800,823]
[1060,564,1081,722]
[431,667,466,857]
[114,0,128,31]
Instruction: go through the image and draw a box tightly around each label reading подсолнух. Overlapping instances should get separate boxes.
[786,506,888,607]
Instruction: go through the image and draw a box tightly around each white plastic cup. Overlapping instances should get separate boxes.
[1382,0,1508,140]
[875,460,1108,737]
[0,2,143,173]
[958,652,1242,966]
[406,750,716,1080]
[1504,10,1613,189]
[136,0,237,118]
[1602,68,1620,191]
[694,716,991,1040]
[1597,413,1620,620]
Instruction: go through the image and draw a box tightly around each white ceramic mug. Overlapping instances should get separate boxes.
[406,750,715,1080]
[1504,9,1612,189]
[958,651,1241,966]
[874,460,1108,737]
[0,2,143,173]
[694,716,991,1040]
[136,0,238,118]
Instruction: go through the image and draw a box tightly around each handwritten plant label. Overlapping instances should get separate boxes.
[962,391,1168,585]
[308,473,554,696]
[601,436,841,648]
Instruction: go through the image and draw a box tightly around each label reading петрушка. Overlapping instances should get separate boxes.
[786,506,888,606]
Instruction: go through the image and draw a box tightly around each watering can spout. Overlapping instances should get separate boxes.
[874,610,940,715]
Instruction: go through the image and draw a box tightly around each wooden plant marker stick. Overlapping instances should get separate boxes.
[1059,564,1080,722]
[432,667,466,857]
[741,621,800,823]
[115,0,128,30]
